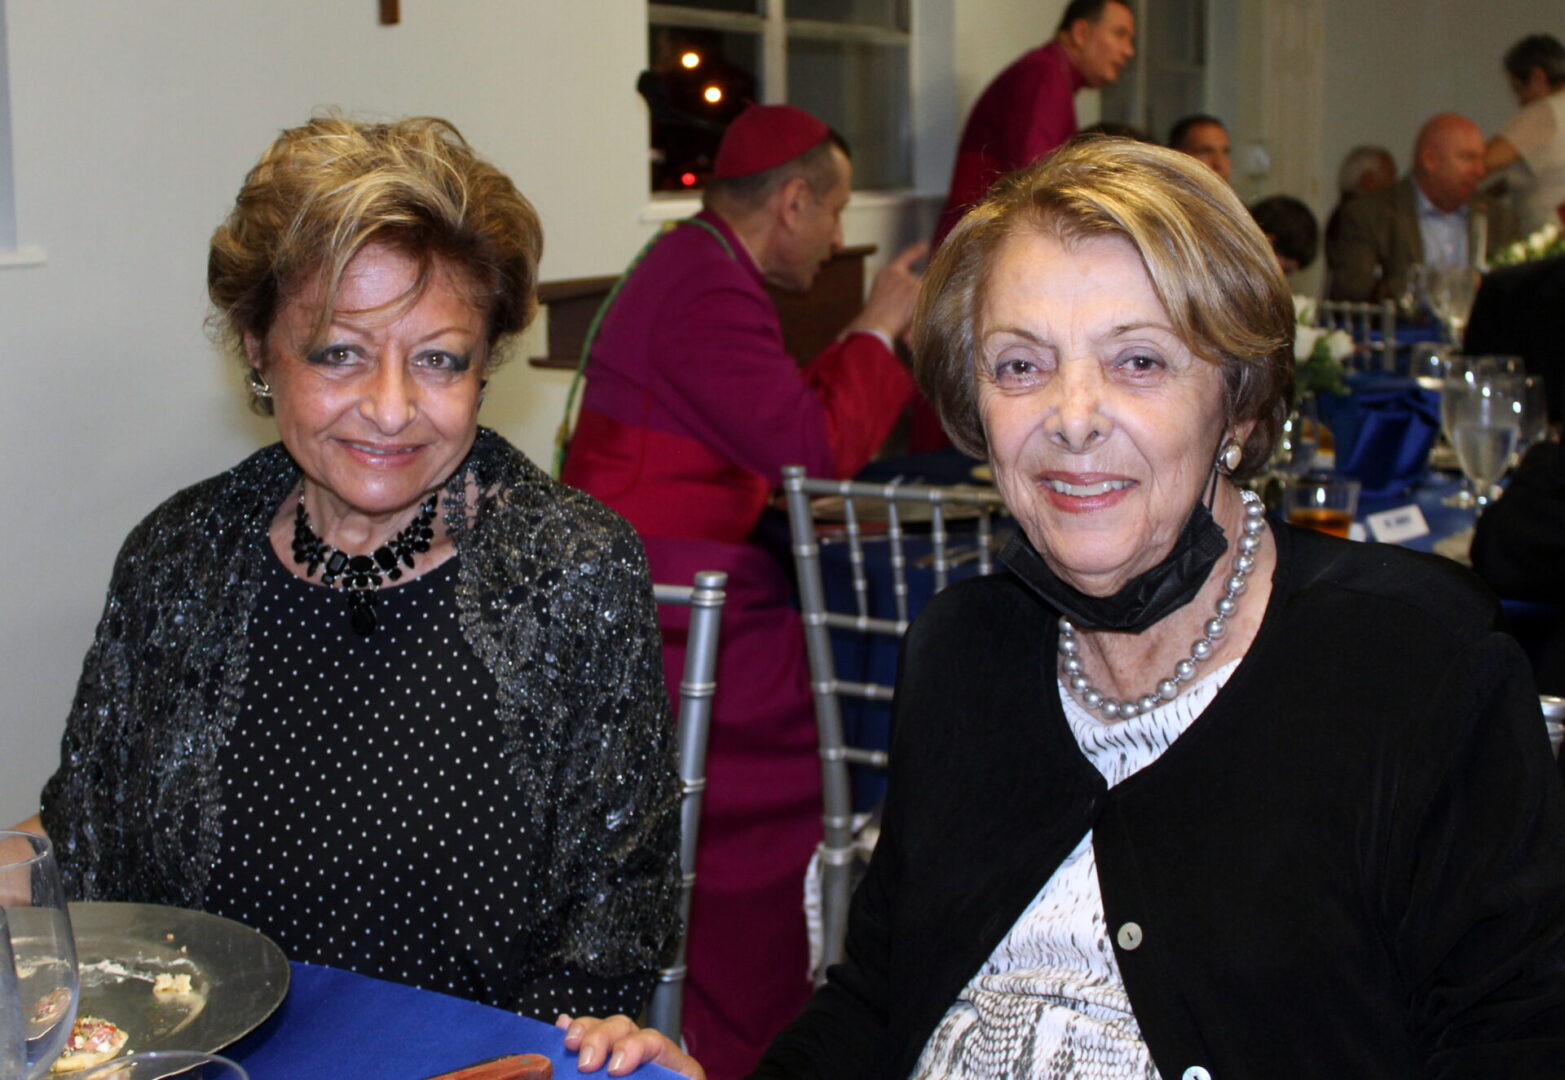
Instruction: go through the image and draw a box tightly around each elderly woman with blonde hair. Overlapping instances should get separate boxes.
[25,114,679,1019]
[561,137,1565,1078]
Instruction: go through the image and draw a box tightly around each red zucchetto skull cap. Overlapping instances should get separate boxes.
[713,104,831,179]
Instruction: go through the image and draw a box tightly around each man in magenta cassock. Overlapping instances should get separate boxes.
[931,0,1136,250]
[561,104,923,1078]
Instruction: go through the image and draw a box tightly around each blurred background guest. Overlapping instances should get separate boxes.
[1328,112,1516,302]
[1485,33,1565,233]
[25,114,680,1021]
[1167,112,1233,184]
[1325,144,1397,249]
[1250,193,1320,274]
[932,0,1136,248]
[561,103,923,1080]
[561,134,1565,1080]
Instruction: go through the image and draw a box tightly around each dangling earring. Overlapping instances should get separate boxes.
[246,368,273,400]
[1217,437,1243,475]
[478,379,488,405]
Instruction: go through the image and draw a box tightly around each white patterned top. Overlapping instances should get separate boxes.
[909,659,1240,1080]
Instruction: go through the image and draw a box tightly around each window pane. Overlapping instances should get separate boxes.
[787,37,910,189]
[656,0,761,13]
[786,0,908,30]
[644,27,761,191]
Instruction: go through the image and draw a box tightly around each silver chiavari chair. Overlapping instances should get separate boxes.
[781,465,1006,975]
[1316,298,1398,371]
[645,570,727,1041]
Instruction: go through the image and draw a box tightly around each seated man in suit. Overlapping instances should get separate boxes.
[1327,113,1516,302]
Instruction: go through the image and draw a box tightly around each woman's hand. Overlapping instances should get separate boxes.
[555,1014,706,1079]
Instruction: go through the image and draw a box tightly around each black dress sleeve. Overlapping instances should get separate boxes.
[509,517,682,1020]
[1388,632,1565,1075]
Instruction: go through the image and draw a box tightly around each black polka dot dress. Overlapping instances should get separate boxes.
[205,541,648,1017]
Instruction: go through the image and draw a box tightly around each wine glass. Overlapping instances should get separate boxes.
[0,830,78,1080]
[74,1051,249,1080]
[1409,342,1456,392]
[1516,374,1550,458]
[1448,372,1523,509]
[1417,264,1482,345]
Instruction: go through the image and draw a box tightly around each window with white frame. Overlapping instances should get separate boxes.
[645,1,912,193]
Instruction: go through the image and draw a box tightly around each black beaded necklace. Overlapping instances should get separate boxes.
[291,490,438,636]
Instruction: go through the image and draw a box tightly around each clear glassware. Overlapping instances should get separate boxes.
[1449,372,1523,509]
[73,1051,249,1080]
[1516,374,1550,458]
[0,830,78,1080]
[1416,264,1482,345]
[1409,342,1457,392]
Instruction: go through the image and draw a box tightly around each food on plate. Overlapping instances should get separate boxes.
[29,986,72,1028]
[50,1016,129,1073]
[151,972,194,998]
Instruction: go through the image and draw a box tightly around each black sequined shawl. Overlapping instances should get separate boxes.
[40,428,681,986]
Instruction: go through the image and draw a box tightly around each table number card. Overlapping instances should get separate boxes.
[1365,504,1431,544]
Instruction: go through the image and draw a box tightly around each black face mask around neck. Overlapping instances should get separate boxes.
[999,497,1231,634]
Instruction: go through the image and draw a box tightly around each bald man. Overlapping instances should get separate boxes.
[1328,113,1516,303]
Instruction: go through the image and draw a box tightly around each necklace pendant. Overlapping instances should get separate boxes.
[347,590,378,636]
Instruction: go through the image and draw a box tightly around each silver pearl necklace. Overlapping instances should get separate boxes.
[1058,489,1266,721]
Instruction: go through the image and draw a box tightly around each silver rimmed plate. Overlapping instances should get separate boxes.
[67,903,289,1060]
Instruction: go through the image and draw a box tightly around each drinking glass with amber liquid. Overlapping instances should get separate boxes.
[1284,476,1361,538]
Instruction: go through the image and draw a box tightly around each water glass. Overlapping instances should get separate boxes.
[1517,375,1550,456]
[0,831,78,1080]
[1284,476,1361,538]
[73,1051,249,1080]
[1409,342,1457,391]
[1448,372,1523,508]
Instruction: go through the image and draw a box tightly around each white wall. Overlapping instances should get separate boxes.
[1321,0,1562,224]
[954,2,1106,131]
[0,0,968,824]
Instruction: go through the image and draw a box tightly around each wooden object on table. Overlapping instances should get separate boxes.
[529,244,876,370]
[379,0,399,24]
[419,1053,553,1080]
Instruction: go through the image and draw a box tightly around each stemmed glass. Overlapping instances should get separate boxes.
[1415,263,1482,345]
[1447,371,1523,509]
[0,830,78,1080]
[74,1051,249,1080]
[1409,342,1456,392]
[1516,374,1550,458]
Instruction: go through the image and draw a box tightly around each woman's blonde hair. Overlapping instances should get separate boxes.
[913,136,1295,478]
[208,113,542,412]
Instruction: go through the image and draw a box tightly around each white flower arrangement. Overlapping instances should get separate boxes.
[1291,295,1352,398]
[1490,220,1564,268]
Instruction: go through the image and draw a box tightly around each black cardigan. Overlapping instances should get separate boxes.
[752,522,1565,1079]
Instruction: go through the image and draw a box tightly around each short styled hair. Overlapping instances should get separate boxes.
[1250,195,1320,271]
[702,129,850,215]
[1167,113,1226,151]
[208,113,543,411]
[912,137,1294,478]
[1055,0,1131,35]
[1336,145,1395,195]
[1503,33,1565,88]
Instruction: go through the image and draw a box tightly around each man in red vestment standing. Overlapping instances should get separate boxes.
[932,0,1136,249]
[561,104,923,1078]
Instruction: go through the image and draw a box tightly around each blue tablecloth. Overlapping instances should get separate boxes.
[226,962,679,1080]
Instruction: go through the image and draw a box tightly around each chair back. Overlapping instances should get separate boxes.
[781,465,1006,973]
[644,570,727,1041]
[1316,298,1398,371]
